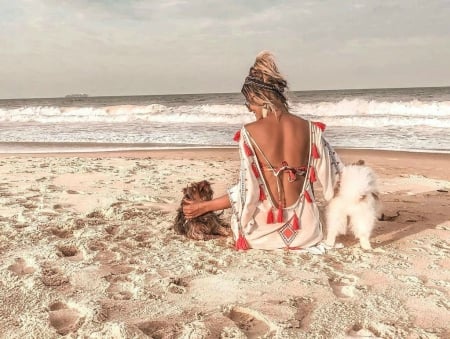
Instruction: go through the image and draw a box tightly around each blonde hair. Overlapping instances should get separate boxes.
[241,51,289,116]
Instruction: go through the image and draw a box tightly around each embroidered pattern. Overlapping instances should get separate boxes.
[323,137,342,174]
[278,215,299,246]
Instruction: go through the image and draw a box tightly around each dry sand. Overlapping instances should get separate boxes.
[0,148,449,338]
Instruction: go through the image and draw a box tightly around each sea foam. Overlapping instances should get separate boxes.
[1,99,449,127]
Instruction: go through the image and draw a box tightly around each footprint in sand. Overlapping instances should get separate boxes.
[225,306,273,337]
[8,258,35,276]
[167,277,188,294]
[106,280,135,300]
[347,325,381,338]
[48,301,83,335]
[328,275,359,299]
[137,320,180,338]
[41,265,70,287]
[291,297,315,329]
[49,226,73,238]
[57,244,83,260]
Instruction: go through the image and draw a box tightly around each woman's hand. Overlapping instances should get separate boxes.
[182,194,231,219]
[182,199,205,219]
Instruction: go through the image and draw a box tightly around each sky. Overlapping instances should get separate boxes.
[1,0,449,99]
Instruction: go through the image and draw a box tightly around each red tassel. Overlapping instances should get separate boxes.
[312,143,320,159]
[309,166,317,183]
[259,185,266,201]
[292,214,300,231]
[251,162,260,178]
[233,130,241,142]
[243,142,253,156]
[267,209,274,224]
[235,233,249,250]
[313,121,326,131]
[277,207,283,223]
[304,190,312,203]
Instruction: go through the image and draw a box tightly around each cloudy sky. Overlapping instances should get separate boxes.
[1,0,449,98]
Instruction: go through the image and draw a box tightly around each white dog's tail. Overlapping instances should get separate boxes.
[339,165,379,201]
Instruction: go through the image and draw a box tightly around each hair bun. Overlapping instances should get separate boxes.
[252,51,287,92]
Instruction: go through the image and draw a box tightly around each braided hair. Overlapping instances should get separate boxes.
[241,51,289,116]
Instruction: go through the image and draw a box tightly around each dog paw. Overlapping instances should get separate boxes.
[359,238,373,250]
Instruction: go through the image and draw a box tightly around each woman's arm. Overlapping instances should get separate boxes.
[183,194,231,219]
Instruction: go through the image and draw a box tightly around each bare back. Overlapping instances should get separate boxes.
[245,113,310,207]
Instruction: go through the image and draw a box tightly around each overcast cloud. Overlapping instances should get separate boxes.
[1,0,449,98]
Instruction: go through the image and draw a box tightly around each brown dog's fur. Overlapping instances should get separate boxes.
[173,180,231,240]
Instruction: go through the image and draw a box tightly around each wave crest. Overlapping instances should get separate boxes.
[1,99,449,127]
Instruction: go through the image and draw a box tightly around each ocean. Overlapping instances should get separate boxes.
[0,87,449,153]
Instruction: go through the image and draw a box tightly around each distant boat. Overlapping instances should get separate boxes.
[65,94,88,98]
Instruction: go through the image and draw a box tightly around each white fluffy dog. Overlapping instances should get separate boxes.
[325,161,381,250]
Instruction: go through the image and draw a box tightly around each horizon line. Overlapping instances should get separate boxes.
[1,84,449,101]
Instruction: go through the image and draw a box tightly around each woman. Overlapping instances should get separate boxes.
[183,51,342,251]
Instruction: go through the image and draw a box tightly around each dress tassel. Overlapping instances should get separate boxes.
[277,207,283,223]
[292,214,300,231]
[312,144,320,159]
[267,209,274,224]
[233,130,241,142]
[313,121,326,131]
[235,233,249,250]
[251,162,260,178]
[259,185,266,201]
[304,190,312,203]
[309,166,317,183]
[243,142,253,156]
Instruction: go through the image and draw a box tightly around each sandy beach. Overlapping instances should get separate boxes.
[0,148,449,338]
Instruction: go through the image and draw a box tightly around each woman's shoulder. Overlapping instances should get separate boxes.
[283,114,310,129]
[243,120,263,134]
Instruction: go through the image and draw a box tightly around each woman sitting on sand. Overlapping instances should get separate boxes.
[183,51,343,252]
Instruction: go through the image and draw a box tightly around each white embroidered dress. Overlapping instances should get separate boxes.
[228,121,342,250]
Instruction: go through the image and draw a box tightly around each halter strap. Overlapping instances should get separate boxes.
[246,132,309,209]
[261,163,307,181]
[246,134,306,181]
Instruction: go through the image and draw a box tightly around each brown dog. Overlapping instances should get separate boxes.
[173,180,231,240]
